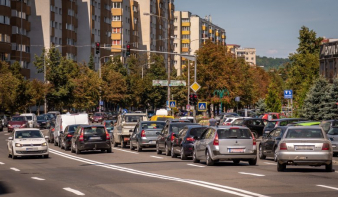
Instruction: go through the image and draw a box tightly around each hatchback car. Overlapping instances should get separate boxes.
[7,128,49,159]
[130,121,165,152]
[71,125,111,154]
[171,125,207,160]
[193,126,257,166]
[92,112,107,123]
[8,116,29,132]
[259,126,288,161]
[60,124,87,150]
[37,115,51,129]
[276,126,333,172]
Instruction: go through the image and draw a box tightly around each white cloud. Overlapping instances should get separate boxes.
[266,49,278,55]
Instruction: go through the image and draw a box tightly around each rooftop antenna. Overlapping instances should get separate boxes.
[209,15,212,23]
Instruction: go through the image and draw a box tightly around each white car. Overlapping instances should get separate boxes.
[222,117,243,126]
[7,128,49,159]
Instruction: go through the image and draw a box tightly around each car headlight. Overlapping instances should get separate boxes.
[21,124,26,127]
[8,124,11,127]
[41,142,47,146]
[15,143,22,147]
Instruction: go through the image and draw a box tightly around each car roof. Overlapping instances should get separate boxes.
[14,128,40,131]
[80,125,104,128]
[20,113,35,115]
[287,126,322,129]
[139,121,166,123]
[269,118,306,122]
[184,125,207,129]
[124,113,147,115]
[210,126,249,129]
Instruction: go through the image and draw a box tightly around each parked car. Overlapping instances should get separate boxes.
[326,126,338,156]
[8,116,29,132]
[287,121,321,126]
[37,115,51,129]
[130,121,166,152]
[171,125,207,160]
[70,125,111,154]
[232,118,266,138]
[60,124,87,150]
[263,118,306,136]
[7,128,49,159]
[20,113,38,128]
[193,126,257,166]
[156,121,198,156]
[261,113,287,121]
[276,126,333,172]
[259,126,288,161]
[91,112,107,123]
[320,120,338,133]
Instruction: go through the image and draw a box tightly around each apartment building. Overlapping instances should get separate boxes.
[235,47,256,66]
[173,12,226,75]
[0,0,31,78]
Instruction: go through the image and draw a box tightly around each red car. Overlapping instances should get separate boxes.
[8,116,29,132]
[261,113,287,121]
[92,112,107,123]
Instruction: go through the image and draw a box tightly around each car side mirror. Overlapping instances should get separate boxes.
[129,130,133,133]
[45,136,49,139]
[8,137,13,140]
[276,137,281,141]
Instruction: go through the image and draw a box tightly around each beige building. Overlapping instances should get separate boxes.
[235,47,256,66]
[173,12,226,75]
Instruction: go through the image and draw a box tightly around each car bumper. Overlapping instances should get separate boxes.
[139,138,157,147]
[79,142,111,151]
[15,147,49,156]
[211,150,257,160]
[182,144,194,156]
[277,151,332,165]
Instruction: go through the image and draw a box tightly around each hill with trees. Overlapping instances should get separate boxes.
[256,56,290,70]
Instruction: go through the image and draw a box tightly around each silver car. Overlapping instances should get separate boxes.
[193,126,257,166]
[276,126,333,172]
[327,126,338,156]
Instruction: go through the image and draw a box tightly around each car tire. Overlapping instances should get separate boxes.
[60,139,64,149]
[112,137,118,147]
[333,153,338,157]
[136,141,142,152]
[171,146,177,158]
[101,149,106,153]
[156,143,162,155]
[277,162,286,171]
[75,144,81,155]
[259,145,266,159]
[233,159,240,164]
[165,144,171,156]
[58,138,61,148]
[130,141,135,150]
[121,138,126,148]
[273,147,278,162]
[192,149,200,163]
[248,158,257,165]
[44,154,49,158]
[180,147,188,160]
[107,148,112,153]
[326,162,333,172]
[206,150,215,166]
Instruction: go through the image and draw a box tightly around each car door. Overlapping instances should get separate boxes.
[176,128,187,153]
[197,128,212,158]
[132,125,139,146]
[158,125,168,149]
[72,127,81,148]
[195,129,207,158]
[7,133,14,152]
[264,129,276,156]
[62,126,69,145]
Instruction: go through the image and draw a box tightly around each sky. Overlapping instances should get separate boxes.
[174,0,338,58]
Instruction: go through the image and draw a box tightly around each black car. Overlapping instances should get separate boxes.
[71,125,111,154]
[60,124,87,150]
[171,125,207,160]
[263,118,306,136]
[37,115,51,129]
[259,126,288,161]
[156,121,198,156]
[320,120,338,133]
[43,113,56,124]
[232,118,266,138]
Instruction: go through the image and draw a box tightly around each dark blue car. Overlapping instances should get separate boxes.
[259,126,288,161]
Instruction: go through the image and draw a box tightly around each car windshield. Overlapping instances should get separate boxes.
[226,119,233,122]
[11,117,25,121]
[266,121,277,128]
[328,127,338,135]
[94,113,102,116]
[217,128,252,139]
[232,119,244,125]
[189,128,206,137]
[24,116,33,120]
[37,116,45,120]
[83,127,105,135]
[15,130,43,139]
[157,117,173,121]
[285,128,324,138]
[125,115,143,122]
[170,124,194,134]
[141,122,165,129]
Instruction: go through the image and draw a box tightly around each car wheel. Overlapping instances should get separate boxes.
[54,138,58,146]
[192,149,200,163]
[112,137,118,147]
[277,162,286,172]
[273,147,278,162]
[333,153,338,157]
[12,148,17,159]
[107,147,112,153]
[248,158,257,165]
[136,141,142,152]
[165,144,171,156]
[180,147,188,160]
[206,150,214,166]
[156,143,162,155]
[130,141,135,150]
[75,144,81,154]
[101,149,106,153]
[233,159,240,164]
[60,139,64,149]
[58,138,61,148]
[121,138,126,148]
[326,162,333,172]
[171,146,177,158]
[44,154,49,158]
[259,145,266,159]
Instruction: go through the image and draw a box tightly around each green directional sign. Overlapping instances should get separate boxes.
[153,80,186,86]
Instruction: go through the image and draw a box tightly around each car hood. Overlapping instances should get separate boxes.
[9,121,26,125]
[14,138,46,144]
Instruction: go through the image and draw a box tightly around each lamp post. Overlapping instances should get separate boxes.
[98,55,114,112]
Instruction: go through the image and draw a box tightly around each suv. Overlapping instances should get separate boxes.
[71,125,111,154]
[193,126,257,166]
[232,118,266,138]
[156,121,198,156]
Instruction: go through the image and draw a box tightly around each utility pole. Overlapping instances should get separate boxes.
[44,51,47,114]
[187,60,190,116]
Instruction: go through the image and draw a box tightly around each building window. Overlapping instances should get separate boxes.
[112,15,121,21]
[182,18,190,22]
[68,9,75,16]
[0,15,10,25]
[112,40,121,45]
[0,0,11,7]
[112,28,121,33]
[182,26,190,31]
[112,2,121,8]
[182,43,189,48]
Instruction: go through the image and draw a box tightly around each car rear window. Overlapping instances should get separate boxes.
[69,125,80,133]
[217,128,252,139]
[94,113,102,116]
[226,119,233,122]
[15,130,43,139]
[84,127,105,135]
[266,121,277,128]
[125,115,144,122]
[232,119,244,125]
[37,116,45,120]
[189,128,206,137]
[328,127,338,135]
[141,122,165,129]
[157,117,173,121]
[285,129,324,138]
[320,122,331,132]
[170,124,194,134]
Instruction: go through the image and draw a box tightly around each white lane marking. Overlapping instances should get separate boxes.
[150,156,163,159]
[4,134,10,135]
[0,162,4,165]
[31,177,45,181]
[63,188,85,196]
[112,148,139,154]
[10,168,20,172]
[49,149,268,197]
[317,185,338,191]
[239,172,265,177]
[263,162,276,165]
[187,164,205,168]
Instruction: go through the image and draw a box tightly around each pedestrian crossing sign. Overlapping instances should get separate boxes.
[169,100,176,108]
[198,102,207,111]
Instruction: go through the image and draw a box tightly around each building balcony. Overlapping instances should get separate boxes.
[202,25,205,31]
[111,33,121,40]
[182,47,189,52]
[182,22,190,27]
[112,8,122,16]
[112,21,122,28]
[182,31,190,35]
[181,39,190,44]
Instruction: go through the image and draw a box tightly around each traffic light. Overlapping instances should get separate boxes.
[126,44,130,56]
[95,42,100,54]
[189,94,194,105]
[193,94,198,105]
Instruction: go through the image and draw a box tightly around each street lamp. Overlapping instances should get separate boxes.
[98,55,114,112]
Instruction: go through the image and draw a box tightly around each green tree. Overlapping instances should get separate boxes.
[321,79,338,120]
[88,54,95,70]
[265,83,281,113]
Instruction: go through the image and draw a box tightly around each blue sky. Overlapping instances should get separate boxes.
[174,0,338,58]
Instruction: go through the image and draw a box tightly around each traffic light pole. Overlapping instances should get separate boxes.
[187,60,190,116]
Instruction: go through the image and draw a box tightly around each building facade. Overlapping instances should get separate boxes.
[173,12,226,75]
[235,47,256,66]
[320,41,338,81]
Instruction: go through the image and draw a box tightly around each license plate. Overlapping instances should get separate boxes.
[95,119,98,121]
[332,145,337,148]
[229,148,244,153]
[265,131,270,133]
[295,145,314,150]
[90,137,101,140]
[14,125,20,128]
[149,141,156,144]
[26,148,38,151]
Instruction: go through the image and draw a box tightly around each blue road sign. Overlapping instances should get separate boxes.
[99,101,104,106]
[284,90,293,99]
[169,100,176,108]
[198,102,207,111]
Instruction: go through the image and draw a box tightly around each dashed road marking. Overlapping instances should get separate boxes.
[10,168,20,172]
[317,185,338,191]
[112,148,139,154]
[187,164,205,168]
[150,156,163,159]
[0,162,4,165]
[31,177,45,181]
[63,188,85,196]
[239,172,265,177]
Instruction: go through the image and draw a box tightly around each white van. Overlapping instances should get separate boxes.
[20,113,38,128]
[53,113,89,146]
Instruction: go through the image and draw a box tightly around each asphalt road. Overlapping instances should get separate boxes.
[2,128,338,197]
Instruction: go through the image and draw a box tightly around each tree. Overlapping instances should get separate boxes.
[88,54,95,70]
[265,83,281,113]
[321,79,338,120]
[26,79,50,114]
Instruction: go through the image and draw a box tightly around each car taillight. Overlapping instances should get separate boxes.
[186,137,194,142]
[67,134,72,138]
[106,130,110,140]
[141,130,146,137]
[226,123,231,126]
[280,143,287,150]
[171,133,175,141]
[52,128,55,131]
[250,131,256,146]
[79,131,84,142]
[322,143,330,150]
[213,133,219,146]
